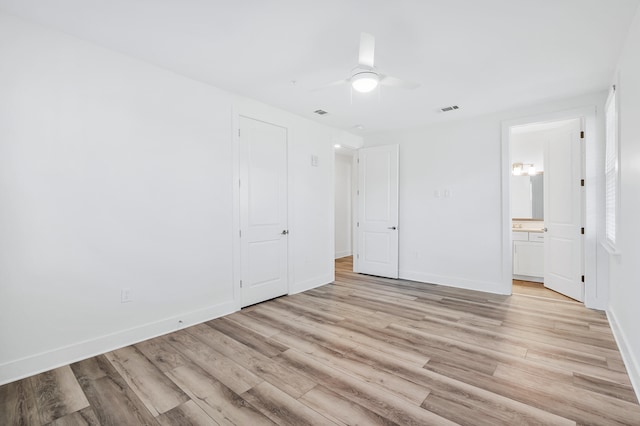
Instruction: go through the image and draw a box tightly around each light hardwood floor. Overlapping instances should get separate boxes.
[512,279,576,302]
[2,256,639,425]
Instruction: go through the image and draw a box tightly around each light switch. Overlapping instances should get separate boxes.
[121,288,132,303]
[311,155,319,167]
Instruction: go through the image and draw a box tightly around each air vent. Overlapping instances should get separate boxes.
[440,105,459,112]
[314,109,328,115]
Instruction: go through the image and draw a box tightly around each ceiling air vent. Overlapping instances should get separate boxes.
[440,105,459,112]
[314,109,328,115]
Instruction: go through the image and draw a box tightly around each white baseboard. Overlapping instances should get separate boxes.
[289,273,333,295]
[0,299,237,386]
[334,251,352,259]
[400,270,510,295]
[513,274,544,283]
[607,308,640,402]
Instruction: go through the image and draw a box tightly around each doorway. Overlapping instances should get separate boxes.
[503,106,601,309]
[239,116,289,307]
[334,148,355,260]
[334,144,400,279]
[509,118,584,301]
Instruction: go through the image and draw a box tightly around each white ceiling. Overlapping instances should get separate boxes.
[1,0,638,135]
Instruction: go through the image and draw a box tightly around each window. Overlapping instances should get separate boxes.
[604,85,618,247]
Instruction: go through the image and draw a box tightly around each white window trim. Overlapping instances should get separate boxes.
[603,83,620,255]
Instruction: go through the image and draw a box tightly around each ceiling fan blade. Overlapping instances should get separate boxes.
[311,78,350,92]
[358,32,375,68]
[379,75,420,90]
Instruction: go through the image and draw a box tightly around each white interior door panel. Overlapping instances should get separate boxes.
[357,145,399,279]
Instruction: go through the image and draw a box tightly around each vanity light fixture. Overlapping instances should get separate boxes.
[512,162,537,176]
[512,163,523,176]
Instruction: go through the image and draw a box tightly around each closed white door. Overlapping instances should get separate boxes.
[544,118,583,301]
[239,117,288,307]
[356,145,399,278]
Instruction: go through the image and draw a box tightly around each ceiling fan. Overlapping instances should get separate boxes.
[317,32,420,93]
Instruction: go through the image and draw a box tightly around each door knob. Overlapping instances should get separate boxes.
[281,230,289,235]
[543,227,548,232]
[388,226,397,230]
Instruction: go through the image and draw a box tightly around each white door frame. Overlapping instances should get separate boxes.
[352,154,360,272]
[501,106,603,309]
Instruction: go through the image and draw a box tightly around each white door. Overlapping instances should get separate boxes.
[544,118,583,301]
[356,145,399,278]
[239,117,288,307]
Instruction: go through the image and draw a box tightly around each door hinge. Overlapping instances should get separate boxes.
[238,129,241,137]
[581,227,585,235]
[581,275,585,283]
[580,179,584,187]
[357,158,360,164]
[240,280,243,288]
[357,190,360,195]
[357,254,360,259]
[357,221,359,227]
[239,229,242,237]
[580,131,585,139]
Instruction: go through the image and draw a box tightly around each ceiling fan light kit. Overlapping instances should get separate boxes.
[315,32,419,94]
[351,71,379,93]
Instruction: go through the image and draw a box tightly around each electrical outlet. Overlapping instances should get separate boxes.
[121,288,132,303]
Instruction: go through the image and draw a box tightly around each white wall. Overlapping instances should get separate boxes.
[365,93,605,296]
[511,131,545,172]
[231,98,358,296]
[607,3,640,399]
[0,12,351,385]
[366,116,505,293]
[334,153,352,258]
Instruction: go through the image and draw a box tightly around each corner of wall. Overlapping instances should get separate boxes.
[607,308,640,402]
[399,270,510,296]
[289,273,334,295]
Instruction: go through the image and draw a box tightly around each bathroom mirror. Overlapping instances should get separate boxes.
[511,174,543,219]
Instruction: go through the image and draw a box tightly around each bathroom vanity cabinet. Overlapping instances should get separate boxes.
[513,231,544,281]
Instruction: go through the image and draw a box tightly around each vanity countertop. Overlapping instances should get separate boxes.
[512,220,544,233]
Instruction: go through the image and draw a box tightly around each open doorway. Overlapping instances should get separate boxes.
[334,144,400,279]
[502,103,603,308]
[334,146,356,260]
[509,118,583,302]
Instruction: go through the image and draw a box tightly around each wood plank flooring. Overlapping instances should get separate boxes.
[2,256,639,425]
[512,279,575,302]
